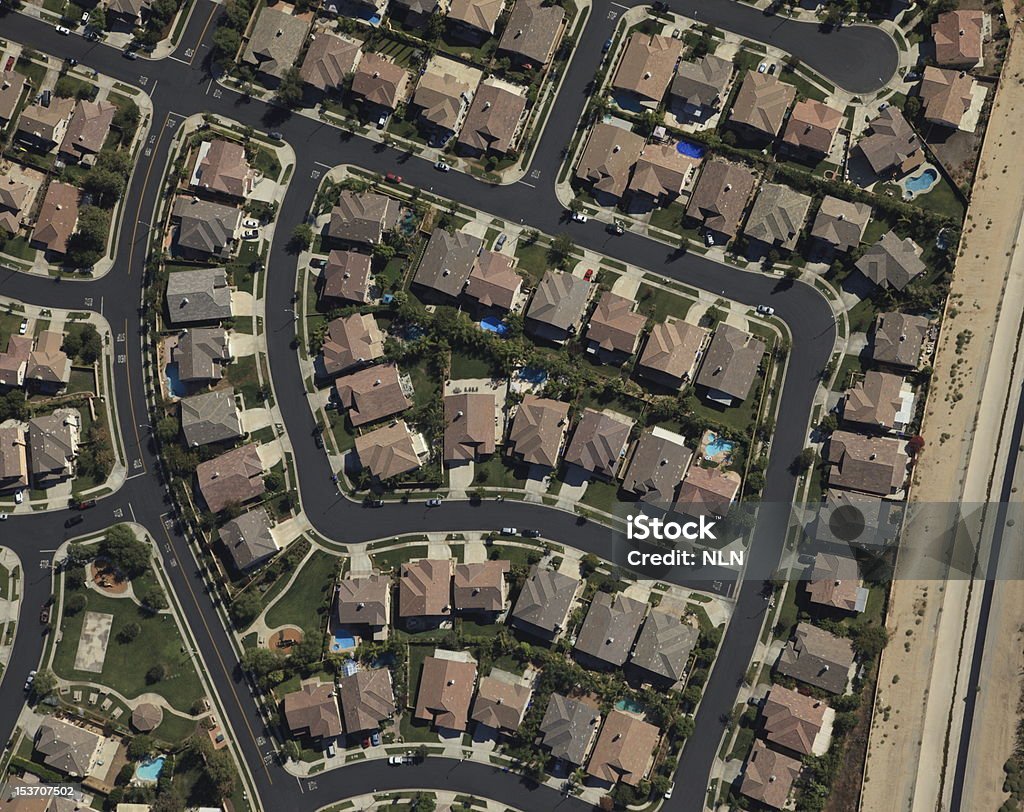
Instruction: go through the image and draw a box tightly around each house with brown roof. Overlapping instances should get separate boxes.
[457,80,528,157]
[932,10,985,68]
[842,370,914,432]
[826,430,909,496]
[695,323,766,405]
[743,182,812,254]
[471,670,532,733]
[317,313,384,379]
[761,685,830,756]
[524,270,592,343]
[241,7,312,84]
[0,70,27,125]
[498,0,565,67]
[0,425,28,493]
[447,0,504,42]
[0,174,31,236]
[781,99,843,161]
[630,609,699,683]
[585,291,647,360]
[564,408,634,480]
[855,232,925,291]
[919,66,975,129]
[354,420,426,480]
[453,560,510,613]
[25,330,70,394]
[189,139,255,199]
[334,363,412,426]
[807,552,868,613]
[351,52,411,114]
[628,142,700,205]
[444,392,497,464]
[31,181,79,255]
[856,107,924,178]
[173,327,230,383]
[283,682,342,740]
[509,566,578,641]
[539,694,601,765]
[684,158,757,244]
[399,558,453,620]
[339,668,396,733]
[17,97,75,152]
[586,710,660,787]
[740,740,802,810]
[0,335,32,390]
[180,388,242,446]
[107,0,152,26]
[669,54,732,120]
[320,250,373,306]
[507,395,569,469]
[869,312,930,370]
[336,573,392,640]
[620,426,693,506]
[28,410,79,488]
[414,652,478,732]
[327,191,401,246]
[391,0,445,26]
[727,71,796,141]
[776,622,855,694]
[57,100,116,165]
[637,317,709,389]
[413,228,483,301]
[677,465,740,518]
[300,32,362,94]
[464,250,522,312]
[411,58,474,143]
[611,33,682,106]
[575,122,645,203]
[220,507,278,572]
[195,444,265,514]
[809,196,871,255]
[574,592,646,668]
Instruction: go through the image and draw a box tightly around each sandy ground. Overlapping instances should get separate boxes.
[861,24,1024,812]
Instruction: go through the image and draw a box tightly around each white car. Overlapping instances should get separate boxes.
[756,304,775,316]
[426,498,442,507]
[664,783,674,799]
[704,232,715,247]
[0,514,7,521]
[570,211,588,223]
[757,62,767,73]
[501,527,518,536]
[388,756,403,765]
[55,25,71,35]
[242,228,259,239]
[14,490,23,504]
[18,319,28,335]
[377,114,388,129]
[242,218,260,229]
[434,160,451,172]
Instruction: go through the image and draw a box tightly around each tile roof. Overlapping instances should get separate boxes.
[728,71,796,138]
[586,710,660,786]
[740,739,802,809]
[637,317,708,386]
[447,0,504,33]
[498,0,565,65]
[35,718,101,777]
[855,232,925,291]
[525,270,591,335]
[444,392,496,463]
[781,99,843,155]
[336,574,391,627]
[919,66,974,128]
[414,654,477,730]
[574,592,646,666]
[457,81,527,155]
[809,195,871,253]
[339,668,396,733]
[352,52,411,110]
[563,407,634,477]
[32,181,78,254]
[0,70,27,123]
[27,413,78,480]
[762,685,828,756]
[507,395,569,467]
[354,420,422,479]
[453,560,510,611]
[676,465,740,518]
[58,99,116,161]
[575,122,645,200]
[509,566,578,637]
[806,552,865,612]
[334,363,412,426]
[870,312,930,369]
[17,97,75,144]
[172,327,230,382]
[283,682,342,739]
[414,228,483,298]
[171,197,241,256]
[776,622,855,694]
[26,330,70,388]
[399,558,453,617]
[695,323,766,402]
[620,427,693,504]
[195,443,265,513]
[628,142,700,199]
[242,7,311,80]
[319,313,384,378]
[743,182,812,251]
[932,10,984,66]
[0,425,28,490]
[327,191,401,245]
[684,158,757,239]
[856,108,923,176]
[842,370,906,430]
[300,32,362,91]
[465,250,522,310]
[191,139,254,198]
[0,174,30,235]
[321,249,373,304]
[413,68,471,132]
[826,430,909,496]
[611,34,683,103]
[586,291,646,355]
[471,671,532,732]
[670,54,731,108]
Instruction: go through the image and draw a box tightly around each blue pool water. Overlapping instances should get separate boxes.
[135,756,165,782]
[330,627,358,652]
[904,168,938,193]
[615,698,645,713]
[675,140,706,159]
[480,316,509,336]
[164,363,185,398]
[518,367,547,384]
[705,432,734,457]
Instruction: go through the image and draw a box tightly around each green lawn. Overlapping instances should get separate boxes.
[580,479,625,513]
[832,353,867,392]
[14,57,46,89]
[153,709,200,745]
[777,69,827,102]
[470,456,529,490]
[0,236,37,261]
[226,355,261,408]
[449,350,497,380]
[488,544,542,568]
[67,369,96,395]
[0,565,9,601]
[370,545,428,572]
[264,550,339,635]
[648,203,696,238]
[636,283,693,322]
[513,242,551,285]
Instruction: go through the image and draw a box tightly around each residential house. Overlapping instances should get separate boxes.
[336,573,392,641]
[0,426,28,493]
[932,10,985,69]
[456,80,527,157]
[574,122,645,203]
[171,197,241,259]
[317,313,384,379]
[165,267,233,325]
[195,443,265,513]
[0,70,27,126]
[809,196,871,255]
[826,430,909,496]
[25,330,70,394]
[727,71,796,141]
[855,232,926,291]
[743,182,812,254]
[57,100,116,165]
[630,609,698,683]
[453,560,510,613]
[471,670,532,733]
[443,392,496,464]
[919,66,975,129]
[411,58,474,144]
[326,191,401,246]
[351,52,411,115]
[506,395,570,468]
[812,488,902,548]
[413,228,483,300]
[464,250,522,312]
[563,408,634,480]
[16,98,75,152]
[498,0,565,67]
[627,142,700,206]
[283,683,342,740]
[524,270,591,342]
[300,32,362,94]
[586,710,660,787]
[414,653,478,731]
[842,370,913,432]
[241,7,312,84]
[637,317,709,389]
[620,426,693,505]
[391,0,444,26]
[676,465,740,518]
[334,362,412,426]
[780,99,843,162]
[684,158,757,244]
[611,34,682,106]
[776,622,855,694]
[740,739,802,810]
[807,552,868,613]
[856,107,924,178]
[584,291,647,359]
[28,411,79,488]
[0,174,31,236]
[107,0,152,27]
[669,55,731,120]
[220,507,278,572]
[339,668,396,733]
[180,389,242,447]
[869,312,930,370]
[34,718,102,777]
[761,685,829,757]
[173,327,230,383]
[31,181,79,255]
[574,592,646,668]
[353,420,425,479]
[695,323,766,405]
[320,250,373,306]
[539,693,601,765]
[509,566,578,641]
[0,335,31,389]
[189,139,255,199]
[447,0,504,42]
[399,559,453,621]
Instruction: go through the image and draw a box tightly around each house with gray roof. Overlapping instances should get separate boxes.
[28,411,79,488]
[171,197,241,259]
[498,0,565,67]
[336,573,391,640]
[539,693,601,765]
[776,622,855,694]
[810,196,872,255]
[563,408,634,480]
[180,389,242,447]
[630,609,699,683]
[574,592,646,668]
[669,54,732,119]
[525,270,592,343]
[509,566,579,642]
[0,70,28,126]
[220,507,278,572]
[506,395,570,469]
[620,426,693,505]
[855,232,926,291]
[743,182,812,254]
[165,268,233,326]
[870,312,931,370]
[812,488,902,548]
[173,327,230,382]
[0,425,28,493]
[242,7,312,83]
[34,718,102,777]
[413,228,483,300]
[327,191,401,246]
[695,323,766,405]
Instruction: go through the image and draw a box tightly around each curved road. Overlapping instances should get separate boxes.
[0,4,895,811]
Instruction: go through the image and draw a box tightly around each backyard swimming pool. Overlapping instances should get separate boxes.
[675,140,706,159]
[902,167,939,198]
[480,316,509,336]
[615,698,646,713]
[330,627,359,652]
[704,432,734,458]
[135,756,165,783]
[518,367,547,384]
[164,363,185,398]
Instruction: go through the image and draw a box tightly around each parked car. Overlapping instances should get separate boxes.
[756,304,775,316]
[602,39,613,53]
[67,57,78,66]
[370,731,381,746]
[607,220,625,235]
[385,172,402,184]
[18,319,27,335]
[426,498,443,507]
[74,499,96,510]
[314,434,325,449]
[0,514,7,521]
[570,211,588,223]
[269,131,283,140]
[522,529,542,538]
[4,57,14,72]
[14,490,23,504]
[434,160,451,172]
[79,11,88,23]
[377,114,388,129]
[495,233,507,249]
[55,25,71,35]
[242,228,259,239]
[704,232,715,247]
[40,604,50,624]
[389,756,403,765]
[242,217,260,229]
[501,527,518,536]
[664,783,674,800]
[65,515,84,528]
[767,63,777,75]
[905,71,921,82]
[123,50,138,60]
[583,268,594,281]
[757,62,767,73]
[326,743,336,758]
[361,737,370,748]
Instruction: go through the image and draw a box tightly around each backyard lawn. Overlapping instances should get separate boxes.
[636,283,694,322]
[264,550,340,635]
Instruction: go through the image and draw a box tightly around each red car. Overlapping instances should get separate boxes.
[361,736,371,748]
[385,173,402,184]
[583,268,594,281]
[4,57,14,72]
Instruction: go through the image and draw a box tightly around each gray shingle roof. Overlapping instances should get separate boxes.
[220,507,277,571]
[855,232,926,291]
[413,228,483,298]
[695,323,766,402]
[630,610,698,682]
[574,592,646,666]
[525,271,591,335]
[180,389,242,446]
[509,566,578,638]
[173,327,230,381]
[172,197,241,257]
[166,268,233,325]
[242,7,311,80]
[539,693,601,764]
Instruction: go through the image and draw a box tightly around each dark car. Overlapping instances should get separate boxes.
[269,131,283,140]
[74,499,96,510]
[65,515,84,529]
[602,39,613,54]
[39,604,51,625]
[314,435,325,449]
[522,529,542,538]
[652,1,668,11]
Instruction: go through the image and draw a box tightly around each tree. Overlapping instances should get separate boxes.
[289,223,314,252]
[580,553,600,576]
[32,669,57,699]
[263,471,283,492]
[83,167,126,205]
[66,205,110,268]
[140,586,168,612]
[65,593,87,615]
[146,663,167,684]
[77,324,102,364]
[127,734,154,760]
[282,740,301,762]
[118,621,141,643]
[851,624,889,661]
[212,27,242,67]
[547,233,575,268]
[88,5,107,29]
[99,524,150,578]
[205,748,236,798]
[231,591,263,627]
[274,67,304,108]
[156,416,179,444]
[113,99,140,142]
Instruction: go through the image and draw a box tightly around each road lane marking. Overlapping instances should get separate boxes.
[168,56,191,65]
[610,1,630,8]
[128,111,174,277]
[122,317,147,477]
[313,161,333,170]
[517,180,536,188]
[188,3,219,65]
